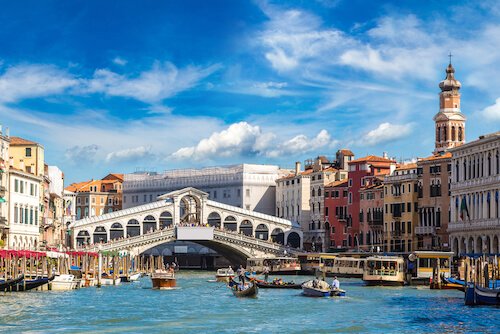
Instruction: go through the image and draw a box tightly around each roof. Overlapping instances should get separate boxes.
[395,163,417,171]
[338,149,354,156]
[10,136,39,146]
[419,152,452,162]
[325,179,348,188]
[103,173,124,182]
[277,168,313,180]
[349,155,396,164]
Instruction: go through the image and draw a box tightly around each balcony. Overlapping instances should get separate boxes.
[368,218,383,226]
[336,214,348,222]
[415,226,436,235]
[391,231,402,238]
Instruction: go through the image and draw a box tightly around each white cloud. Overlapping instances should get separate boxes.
[0,64,78,103]
[481,98,500,120]
[64,145,99,164]
[225,81,294,98]
[266,129,335,157]
[170,122,267,160]
[106,146,153,162]
[112,57,128,66]
[85,61,221,104]
[363,122,413,146]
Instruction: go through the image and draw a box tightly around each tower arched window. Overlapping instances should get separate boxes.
[458,127,463,141]
[451,126,456,141]
[436,127,440,142]
[443,126,447,141]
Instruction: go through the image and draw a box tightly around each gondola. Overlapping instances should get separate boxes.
[228,279,258,297]
[465,284,500,306]
[0,274,24,292]
[256,281,302,289]
[10,275,55,292]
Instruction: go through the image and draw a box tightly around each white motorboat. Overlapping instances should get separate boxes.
[100,275,121,286]
[50,274,78,291]
[129,273,142,282]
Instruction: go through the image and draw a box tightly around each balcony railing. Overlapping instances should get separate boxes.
[368,218,383,226]
[336,214,348,222]
[415,226,436,235]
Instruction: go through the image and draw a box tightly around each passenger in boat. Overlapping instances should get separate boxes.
[312,278,320,288]
[331,276,340,290]
[228,266,234,275]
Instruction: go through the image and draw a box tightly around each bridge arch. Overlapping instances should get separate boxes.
[143,215,157,234]
[223,216,237,231]
[255,224,269,240]
[286,231,301,248]
[271,228,284,244]
[207,212,222,228]
[239,220,253,236]
[110,223,124,240]
[179,194,201,225]
[127,219,141,238]
[93,226,107,243]
[159,211,173,229]
[76,230,90,246]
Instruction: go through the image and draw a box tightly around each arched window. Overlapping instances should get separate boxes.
[311,188,315,197]
[451,126,456,141]
[223,216,237,231]
[77,207,81,219]
[318,188,322,197]
[239,220,253,236]
[463,159,467,180]
[207,212,221,227]
[458,127,463,141]
[159,211,173,229]
[443,125,447,141]
[126,219,140,237]
[488,153,492,176]
[142,215,156,234]
[110,223,124,240]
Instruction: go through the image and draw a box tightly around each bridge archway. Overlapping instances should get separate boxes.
[180,194,201,225]
[159,211,173,229]
[223,216,237,231]
[143,215,157,234]
[127,219,141,237]
[207,212,221,228]
[76,230,90,246]
[271,228,284,244]
[240,220,253,236]
[255,224,269,240]
[110,223,124,240]
[287,232,301,248]
[93,226,107,243]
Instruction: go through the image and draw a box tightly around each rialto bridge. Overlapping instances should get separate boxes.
[70,188,303,264]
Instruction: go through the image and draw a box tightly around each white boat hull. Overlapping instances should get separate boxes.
[100,278,121,286]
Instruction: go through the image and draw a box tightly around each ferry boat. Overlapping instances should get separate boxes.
[215,268,235,282]
[363,256,405,286]
[297,253,322,274]
[151,269,176,289]
[320,254,365,278]
[407,251,454,286]
[247,257,301,274]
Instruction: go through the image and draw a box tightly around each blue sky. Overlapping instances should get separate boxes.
[1,0,499,183]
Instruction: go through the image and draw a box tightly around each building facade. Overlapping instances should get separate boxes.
[448,132,500,255]
[0,127,10,246]
[383,164,419,252]
[324,179,348,249]
[123,164,288,216]
[42,165,65,248]
[8,168,42,250]
[9,137,45,177]
[359,177,384,251]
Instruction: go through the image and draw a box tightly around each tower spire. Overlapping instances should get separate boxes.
[448,52,453,65]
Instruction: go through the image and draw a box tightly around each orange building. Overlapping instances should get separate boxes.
[65,173,123,219]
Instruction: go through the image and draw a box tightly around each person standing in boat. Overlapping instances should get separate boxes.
[237,265,245,284]
[263,266,270,282]
[331,276,340,290]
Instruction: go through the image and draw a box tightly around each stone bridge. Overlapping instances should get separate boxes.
[70,188,302,263]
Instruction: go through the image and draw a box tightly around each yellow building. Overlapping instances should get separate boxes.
[9,137,45,177]
[383,164,419,252]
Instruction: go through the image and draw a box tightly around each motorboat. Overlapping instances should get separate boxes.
[51,274,79,291]
[151,269,176,289]
[301,279,331,297]
[215,268,235,282]
[363,256,405,286]
[100,274,121,286]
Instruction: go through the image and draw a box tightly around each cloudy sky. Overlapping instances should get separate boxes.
[1,0,499,183]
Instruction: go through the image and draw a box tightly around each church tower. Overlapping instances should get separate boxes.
[433,59,466,154]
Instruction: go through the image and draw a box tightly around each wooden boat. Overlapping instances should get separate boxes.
[465,284,500,306]
[100,274,121,286]
[10,275,55,292]
[441,277,466,292]
[151,269,176,289]
[255,277,302,289]
[0,274,24,292]
[363,256,405,286]
[50,274,79,291]
[215,268,235,282]
[301,279,331,297]
[229,279,258,297]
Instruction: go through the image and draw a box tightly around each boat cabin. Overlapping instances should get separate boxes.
[247,257,300,274]
[408,251,454,284]
[363,256,405,286]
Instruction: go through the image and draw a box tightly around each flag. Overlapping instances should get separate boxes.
[459,196,470,221]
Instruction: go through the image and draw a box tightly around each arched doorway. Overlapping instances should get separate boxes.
[239,220,253,236]
[452,237,459,255]
[255,224,269,240]
[143,215,157,234]
[110,223,124,240]
[287,232,301,248]
[460,237,466,256]
[467,237,474,254]
[76,230,90,246]
[223,216,237,231]
[179,194,201,225]
[207,212,221,228]
[271,228,284,244]
[476,236,483,254]
[159,211,173,229]
[485,236,491,254]
[93,226,107,243]
[127,219,141,237]
[493,235,499,254]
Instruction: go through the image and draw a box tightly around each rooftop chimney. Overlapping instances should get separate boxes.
[383,152,388,159]
[295,161,301,175]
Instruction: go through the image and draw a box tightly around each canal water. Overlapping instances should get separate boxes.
[0,272,498,333]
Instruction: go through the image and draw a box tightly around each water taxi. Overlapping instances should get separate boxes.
[247,257,300,274]
[215,268,235,282]
[363,256,405,286]
[407,251,454,286]
[151,269,176,289]
[320,254,365,278]
[301,279,346,297]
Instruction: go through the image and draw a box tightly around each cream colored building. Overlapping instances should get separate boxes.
[383,164,419,252]
[448,132,500,255]
[9,137,45,177]
[0,126,10,245]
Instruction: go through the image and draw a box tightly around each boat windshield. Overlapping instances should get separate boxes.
[366,260,401,276]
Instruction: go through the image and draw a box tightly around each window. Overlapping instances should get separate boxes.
[123,196,126,204]
[213,191,217,199]
[34,209,38,225]
[77,197,81,204]
[100,197,104,204]
[237,189,241,197]
[25,148,32,157]
[15,179,19,192]
[108,198,113,205]
[144,195,147,202]
[348,179,352,187]
[20,181,24,193]
[407,202,411,212]
[92,197,95,204]
[30,208,33,225]
[150,194,153,202]
[14,205,18,223]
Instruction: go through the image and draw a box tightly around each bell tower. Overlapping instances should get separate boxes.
[433,56,466,154]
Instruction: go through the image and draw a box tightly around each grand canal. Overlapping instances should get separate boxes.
[0,272,498,333]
